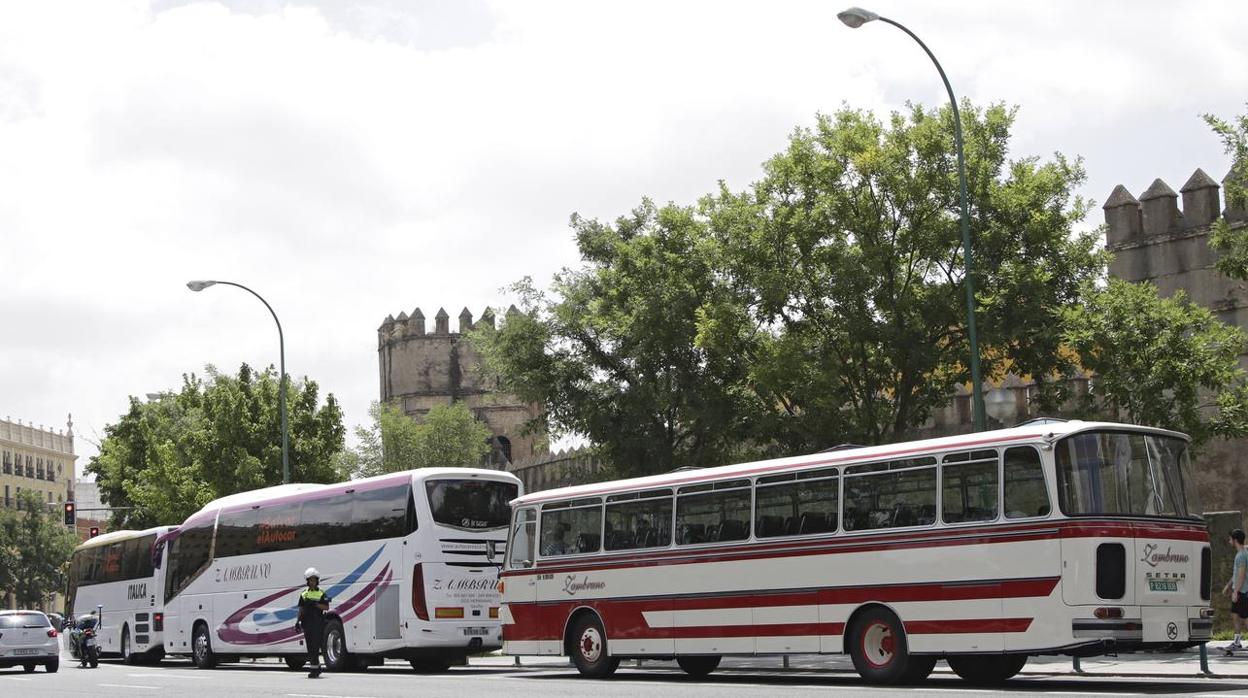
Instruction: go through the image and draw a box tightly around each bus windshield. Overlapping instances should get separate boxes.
[1056,430,1201,518]
[426,479,517,530]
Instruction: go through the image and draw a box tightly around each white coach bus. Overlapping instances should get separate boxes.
[162,468,520,672]
[66,525,178,663]
[500,421,1212,685]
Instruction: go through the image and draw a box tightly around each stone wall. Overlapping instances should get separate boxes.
[1103,166,1248,511]
[508,447,608,494]
[378,305,547,466]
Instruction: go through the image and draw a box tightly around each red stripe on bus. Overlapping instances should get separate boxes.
[905,618,1033,634]
[502,577,1055,642]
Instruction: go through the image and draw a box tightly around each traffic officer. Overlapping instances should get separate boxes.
[294,567,332,678]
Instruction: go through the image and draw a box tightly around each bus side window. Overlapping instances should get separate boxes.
[1004,446,1050,519]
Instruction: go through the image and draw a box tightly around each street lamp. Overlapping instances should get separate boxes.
[186,279,291,484]
[837,7,987,432]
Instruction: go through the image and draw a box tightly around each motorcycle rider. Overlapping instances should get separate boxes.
[71,612,99,667]
[294,567,332,678]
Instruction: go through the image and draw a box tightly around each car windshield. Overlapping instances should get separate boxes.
[426,479,517,530]
[0,613,49,628]
[1056,430,1201,518]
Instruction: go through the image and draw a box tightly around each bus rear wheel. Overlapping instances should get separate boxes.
[192,623,217,669]
[848,607,932,685]
[323,619,351,672]
[568,614,620,679]
[947,654,1028,685]
[676,655,721,678]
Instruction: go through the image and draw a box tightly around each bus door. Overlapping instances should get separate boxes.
[501,508,538,647]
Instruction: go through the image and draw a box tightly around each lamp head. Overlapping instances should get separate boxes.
[186,280,217,292]
[837,6,879,28]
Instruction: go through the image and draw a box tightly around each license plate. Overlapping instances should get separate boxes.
[461,627,490,636]
[1149,579,1179,592]
[13,649,39,656]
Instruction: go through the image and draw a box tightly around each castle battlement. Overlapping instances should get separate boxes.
[1104,167,1246,248]
[377,304,520,345]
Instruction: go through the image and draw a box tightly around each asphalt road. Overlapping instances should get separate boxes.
[7,652,1248,698]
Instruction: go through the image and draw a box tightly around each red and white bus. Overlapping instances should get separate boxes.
[500,420,1212,685]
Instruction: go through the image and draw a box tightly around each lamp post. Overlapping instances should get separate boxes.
[187,279,291,484]
[837,7,987,432]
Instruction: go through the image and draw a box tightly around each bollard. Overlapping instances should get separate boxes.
[514,655,521,667]
[1200,642,1212,675]
[1072,655,1083,673]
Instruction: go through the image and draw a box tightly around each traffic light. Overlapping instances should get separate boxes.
[63,501,75,526]
[89,526,100,538]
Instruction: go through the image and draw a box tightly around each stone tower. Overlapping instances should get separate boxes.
[377,305,546,466]
[1103,166,1248,509]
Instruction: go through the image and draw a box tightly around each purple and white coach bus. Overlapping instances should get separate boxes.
[162,468,520,672]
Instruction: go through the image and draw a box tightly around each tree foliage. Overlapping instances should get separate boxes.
[88,364,346,528]
[702,103,1101,448]
[342,401,492,479]
[0,491,80,609]
[1061,279,1248,446]
[1204,106,1248,280]
[471,202,771,478]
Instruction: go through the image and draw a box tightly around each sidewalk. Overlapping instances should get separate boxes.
[477,642,1248,678]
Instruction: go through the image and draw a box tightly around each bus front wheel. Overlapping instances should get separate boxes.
[847,607,933,685]
[192,623,217,669]
[283,656,305,670]
[323,619,351,672]
[121,626,134,665]
[947,654,1028,685]
[568,614,620,679]
[676,655,721,678]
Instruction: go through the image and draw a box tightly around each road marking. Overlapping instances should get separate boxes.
[100,684,160,689]
[127,673,208,679]
[287,694,379,698]
[0,677,32,681]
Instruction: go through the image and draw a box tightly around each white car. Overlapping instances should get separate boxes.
[0,611,60,673]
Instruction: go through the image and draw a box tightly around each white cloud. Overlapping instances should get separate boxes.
[0,0,1245,467]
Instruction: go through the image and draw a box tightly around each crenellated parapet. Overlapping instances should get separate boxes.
[1103,168,1231,246]
[377,306,507,347]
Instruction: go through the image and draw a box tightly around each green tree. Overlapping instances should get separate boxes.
[343,401,492,478]
[1060,278,1248,446]
[471,202,772,478]
[88,363,346,528]
[1204,106,1248,279]
[701,102,1100,448]
[0,491,79,609]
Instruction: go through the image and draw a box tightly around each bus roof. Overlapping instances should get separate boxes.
[187,467,522,521]
[513,420,1188,506]
[73,524,178,552]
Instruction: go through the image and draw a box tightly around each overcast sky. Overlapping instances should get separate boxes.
[2,0,1245,470]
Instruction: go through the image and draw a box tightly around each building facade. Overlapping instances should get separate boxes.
[378,306,547,467]
[0,416,76,514]
[1,416,77,611]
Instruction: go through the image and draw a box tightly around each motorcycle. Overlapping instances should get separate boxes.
[68,605,102,668]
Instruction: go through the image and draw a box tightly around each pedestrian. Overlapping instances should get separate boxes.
[295,567,332,677]
[1225,529,1248,655]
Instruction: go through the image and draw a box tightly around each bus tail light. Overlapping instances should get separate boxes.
[497,581,504,594]
[489,607,499,619]
[1202,607,1216,619]
[1093,607,1124,619]
[435,607,465,619]
[1201,547,1212,601]
[153,613,164,631]
[412,563,429,621]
